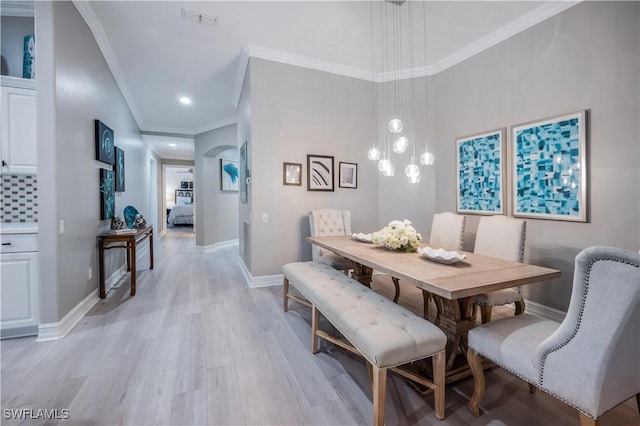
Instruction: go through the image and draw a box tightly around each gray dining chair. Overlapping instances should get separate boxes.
[309,209,353,273]
[473,215,526,323]
[467,245,640,425]
[420,212,466,319]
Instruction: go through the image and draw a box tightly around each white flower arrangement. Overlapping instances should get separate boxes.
[372,219,422,252]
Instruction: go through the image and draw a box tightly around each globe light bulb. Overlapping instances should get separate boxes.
[420,151,435,165]
[367,147,381,161]
[388,118,403,134]
[378,158,391,173]
[381,163,395,177]
[405,163,420,178]
[392,136,408,153]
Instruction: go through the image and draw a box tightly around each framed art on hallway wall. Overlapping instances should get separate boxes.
[339,162,357,189]
[220,158,239,192]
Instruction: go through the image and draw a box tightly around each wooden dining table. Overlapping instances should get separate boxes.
[308,235,561,383]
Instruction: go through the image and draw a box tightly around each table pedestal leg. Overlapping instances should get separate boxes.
[351,264,373,288]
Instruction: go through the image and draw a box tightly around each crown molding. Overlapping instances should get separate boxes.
[247,44,375,82]
[431,1,581,74]
[231,46,250,109]
[1,1,34,17]
[72,1,145,130]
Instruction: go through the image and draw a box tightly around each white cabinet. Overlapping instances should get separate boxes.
[1,85,37,175]
[1,233,39,337]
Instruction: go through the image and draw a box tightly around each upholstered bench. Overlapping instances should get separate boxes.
[282,261,447,425]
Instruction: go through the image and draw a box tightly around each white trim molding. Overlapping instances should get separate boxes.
[37,288,100,342]
[0,1,34,17]
[35,242,151,342]
[237,258,283,288]
[524,298,567,323]
[231,46,250,109]
[195,239,239,254]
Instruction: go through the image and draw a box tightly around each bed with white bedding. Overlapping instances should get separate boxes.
[168,205,194,226]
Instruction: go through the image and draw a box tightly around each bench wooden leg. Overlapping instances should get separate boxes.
[422,290,431,320]
[283,277,290,312]
[311,305,320,354]
[433,350,446,420]
[515,298,526,316]
[467,348,485,417]
[371,365,387,426]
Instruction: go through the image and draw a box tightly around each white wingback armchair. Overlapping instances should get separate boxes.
[467,246,640,425]
[309,209,353,272]
[473,215,527,323]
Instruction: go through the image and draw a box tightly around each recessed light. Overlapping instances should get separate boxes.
[179,97,192,105]
[169,143,177,148]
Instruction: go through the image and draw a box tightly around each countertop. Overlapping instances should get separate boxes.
[0,222,39,234]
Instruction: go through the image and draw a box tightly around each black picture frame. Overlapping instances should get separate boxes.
[181,181,189,189]
[283,162,302,186]
[99,168,115,220]
[307,154,334,191]
[338,162,358,189]
[114,147,125,192]
[95,120,115,165]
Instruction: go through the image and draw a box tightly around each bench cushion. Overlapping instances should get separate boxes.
[283,261,447,369]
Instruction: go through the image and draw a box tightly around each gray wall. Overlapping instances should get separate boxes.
[36,1,159,322]
[433,1,640,311]
[248,58,380,276]
[194,124,239,248]
[0,16,34,77]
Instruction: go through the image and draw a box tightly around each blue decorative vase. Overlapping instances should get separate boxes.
[123,206,139,228]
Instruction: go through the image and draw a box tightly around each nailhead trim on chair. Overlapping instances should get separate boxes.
[536,256,640,417]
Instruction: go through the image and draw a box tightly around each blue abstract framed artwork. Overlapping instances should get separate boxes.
[99,169,115,220]
[512,111,587,222]
[220,158,239,192]
[95,120,115,165]
[456,129,505,215]
[114,147,125,192]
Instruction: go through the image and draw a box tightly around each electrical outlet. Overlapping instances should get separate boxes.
[88,267,93,280]
[261,213,268,222]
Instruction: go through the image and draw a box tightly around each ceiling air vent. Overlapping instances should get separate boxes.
[181,8,217,26]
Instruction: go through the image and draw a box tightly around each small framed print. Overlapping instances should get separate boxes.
[181,181,189,189]
[307,154,334,191]
[283,162,302,186]
[114,147,125,192]
[220,158,239,192]
[339,162,357,189]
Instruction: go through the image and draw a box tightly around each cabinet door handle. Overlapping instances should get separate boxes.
[1,242,12,246]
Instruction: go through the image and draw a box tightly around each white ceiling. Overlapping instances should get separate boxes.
[74,1,580,160]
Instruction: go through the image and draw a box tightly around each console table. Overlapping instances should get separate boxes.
[98,226,154,298]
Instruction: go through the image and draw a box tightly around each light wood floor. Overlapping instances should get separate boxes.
[2,229,638,425]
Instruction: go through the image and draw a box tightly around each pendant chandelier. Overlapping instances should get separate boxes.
[367,0,434,183]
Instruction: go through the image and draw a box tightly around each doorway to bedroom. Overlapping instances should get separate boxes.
[164,166,195,234]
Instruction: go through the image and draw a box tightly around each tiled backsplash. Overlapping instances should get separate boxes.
[1,175,38,223]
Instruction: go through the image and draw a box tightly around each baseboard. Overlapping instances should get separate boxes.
[195,239,239,254]
[524,298,567,322]
[237,258,283,288]
[36,288,100,342]
[35,249,142,342]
